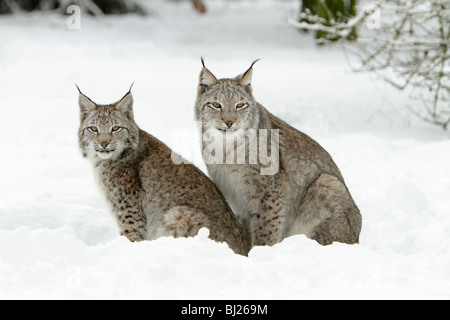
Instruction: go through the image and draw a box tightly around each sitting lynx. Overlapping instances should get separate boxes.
[195,60,362,247]
[77,86,250,256]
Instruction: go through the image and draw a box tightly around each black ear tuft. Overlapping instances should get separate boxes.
[236,59,260,89]
[239,59,261,87]
[128,81,135,94]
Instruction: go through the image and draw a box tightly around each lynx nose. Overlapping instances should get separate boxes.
[223,120,235,128]
[100,142,109,149]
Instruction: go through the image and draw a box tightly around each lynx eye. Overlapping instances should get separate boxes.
[236,103,248,109]
[87,126,98,133]
[206,102,222,110]
[111,126,122,133]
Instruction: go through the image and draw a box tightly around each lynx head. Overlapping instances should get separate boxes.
[195,59,260,134]
[77,86,139,161]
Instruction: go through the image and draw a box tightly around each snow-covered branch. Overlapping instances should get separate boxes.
[351,0,450,129]
[289,2,382,41]
[294,0,450,129]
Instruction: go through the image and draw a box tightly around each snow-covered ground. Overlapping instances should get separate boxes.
[0,0,449,299]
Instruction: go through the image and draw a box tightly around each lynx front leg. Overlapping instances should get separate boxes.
[99,165,148,242]
[112,199,147,242]
[294,174,362,245]
[250,191,285,246]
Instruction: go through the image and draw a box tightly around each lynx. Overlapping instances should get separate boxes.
[77,86,250,256]
[195,59,362,247]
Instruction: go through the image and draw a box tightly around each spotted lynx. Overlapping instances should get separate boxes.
[195,60,362,247]
[78,86,250,256]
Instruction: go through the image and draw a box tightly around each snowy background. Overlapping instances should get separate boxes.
[0,0,449,299]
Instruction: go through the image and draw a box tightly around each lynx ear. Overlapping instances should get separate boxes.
[116,92,134,119]
[77,85,96,117]
[198,57,217,93]
[235,59,260,89]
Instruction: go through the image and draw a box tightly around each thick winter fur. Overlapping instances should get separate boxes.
[78,88,250,256]
[195,60,362,247]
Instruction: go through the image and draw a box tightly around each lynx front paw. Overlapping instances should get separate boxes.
[121,229,145,242]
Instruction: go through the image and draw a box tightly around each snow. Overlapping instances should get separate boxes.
[0,0,449,300]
